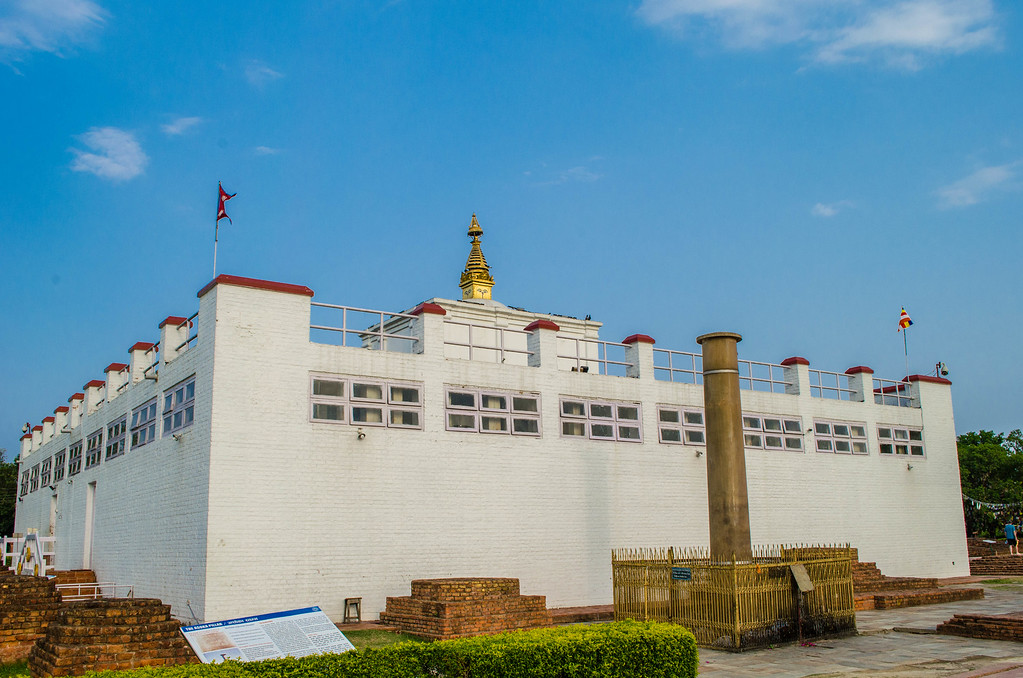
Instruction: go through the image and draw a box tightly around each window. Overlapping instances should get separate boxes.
[878,426,924,456]
[814,420,868,455]
[85,429,103,469]
[105,416,127,460]
[40,456,52,487]
[743,414,803,451]
[163,376,195,436]
[29,464,40,493]
[445,386,541,436]
[131,399,158,448]
[67,441,82,476]
[311,375,423,430]
[560,397,641,442]
[657,406,706,445]
[53,449,66,483]
[20,471,29,497]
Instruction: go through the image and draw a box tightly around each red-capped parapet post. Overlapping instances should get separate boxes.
[524,319,560,369]
[409,302,447,357]
[623,334,656,379]
[780,356,810,396]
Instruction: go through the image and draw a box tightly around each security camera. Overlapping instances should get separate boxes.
[22,422,30,433]
[173,433,184,441]
[357,428,366,440]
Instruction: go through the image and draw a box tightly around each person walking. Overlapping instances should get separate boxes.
[1006,521,1019,556]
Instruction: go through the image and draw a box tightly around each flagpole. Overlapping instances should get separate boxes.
[214,220,219,278]
[903,327,909,377]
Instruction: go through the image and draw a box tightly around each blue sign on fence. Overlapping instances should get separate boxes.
[671,567,692,581]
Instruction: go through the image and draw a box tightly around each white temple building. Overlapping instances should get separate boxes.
[13,215,968,623]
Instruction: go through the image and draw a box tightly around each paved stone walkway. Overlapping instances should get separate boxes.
[698,579,1023,677]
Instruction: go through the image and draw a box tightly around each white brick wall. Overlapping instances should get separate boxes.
[16,277,968,625]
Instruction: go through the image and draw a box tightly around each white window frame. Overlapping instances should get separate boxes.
[814,420,869,455]
[743,413,803,451]
[52,449,66,483]
[20,470,29,496]
[311,374,423,430]
[85,428,103,469]
[559,397,642,443]
[131,398,158,449]
[163,376,195,436]
[40,456,52,487]
[67,441,82,477]
[656,406,708,446]
[29,463,40,493]
[878,425,924,457]
[446,386,541,436]
[105,415,127,460]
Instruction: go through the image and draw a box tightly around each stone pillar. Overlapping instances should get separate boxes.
[697,331,752,563]
[780,356,810,396]
[410,302,447,356]
[845,365,874,403]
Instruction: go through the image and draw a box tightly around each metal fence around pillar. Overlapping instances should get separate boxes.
[611,544,855,651]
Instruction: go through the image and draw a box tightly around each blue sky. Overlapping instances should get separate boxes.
[1,0,1020,458]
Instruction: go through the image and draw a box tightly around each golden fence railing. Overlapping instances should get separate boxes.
[611,544,856,650]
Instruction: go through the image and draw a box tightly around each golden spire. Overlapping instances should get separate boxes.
[459,213,494,300]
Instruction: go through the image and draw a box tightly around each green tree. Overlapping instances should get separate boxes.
[0,448,17,537]
[958,429,1023,536]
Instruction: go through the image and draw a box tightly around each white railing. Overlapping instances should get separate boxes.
[809,369,856,401]
[310,303,419,352]
[653,348,703,385]
[142,341,160,381]
[56,582,134,601]
[175,312,199,352]
[443,320,532,365]
[737,360,789,393]
[2,535,56,570]
[557,337,633,377]
[873,377,916,408]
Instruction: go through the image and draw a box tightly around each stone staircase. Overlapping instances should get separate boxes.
[853,559,983,611]
[937,612,1023,642]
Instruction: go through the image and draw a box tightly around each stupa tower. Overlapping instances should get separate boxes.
[459,213,495,300]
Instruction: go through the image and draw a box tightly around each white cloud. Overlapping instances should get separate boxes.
[244,60,283,88]
[69,127,147,181]
[254,146,280,155]
[936,162,1020,208]
[811,200,854,217]
[161,116,203,136]
[0,0,105,60]
[636,0,999,68]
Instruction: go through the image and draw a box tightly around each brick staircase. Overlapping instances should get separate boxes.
[970,555,1023,576]
[49,570,100,601]
[0,570,63,663]
[853,559,983,611]
[937,612,1023,642]
[28,598,196,677]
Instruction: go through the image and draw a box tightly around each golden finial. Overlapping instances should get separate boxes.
[459,213,494,300]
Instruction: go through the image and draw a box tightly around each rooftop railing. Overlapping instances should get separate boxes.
[738,360,789,394]
[873,377,915,408]
[653,348,703,385]
[310,302,419,352]
[809,369,856,401]
[443,320,532,365]
[557,337,633,377]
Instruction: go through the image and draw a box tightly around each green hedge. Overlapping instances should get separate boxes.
[86,621,696,678]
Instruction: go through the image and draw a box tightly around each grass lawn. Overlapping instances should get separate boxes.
[0,661,28,678]
[342,628,425,650]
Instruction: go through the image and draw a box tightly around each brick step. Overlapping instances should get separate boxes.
[937,612,1023,642]
[855,587,983,611]
[549,605,614,624]
[970,556,1023,576]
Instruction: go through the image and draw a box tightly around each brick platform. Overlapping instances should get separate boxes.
[967,538,1013,558]
[970,555,1023,576]
[49,570,99,601]
[937,612,1023,642]
[853,559,983,611]
[379,577,553,640]
[0,570,63,663]
[28,598,196,677]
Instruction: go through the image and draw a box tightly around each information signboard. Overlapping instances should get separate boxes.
[671,567,692,581]
[180,606,356,663]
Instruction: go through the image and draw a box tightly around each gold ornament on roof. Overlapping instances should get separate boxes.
[459,213,494,300]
